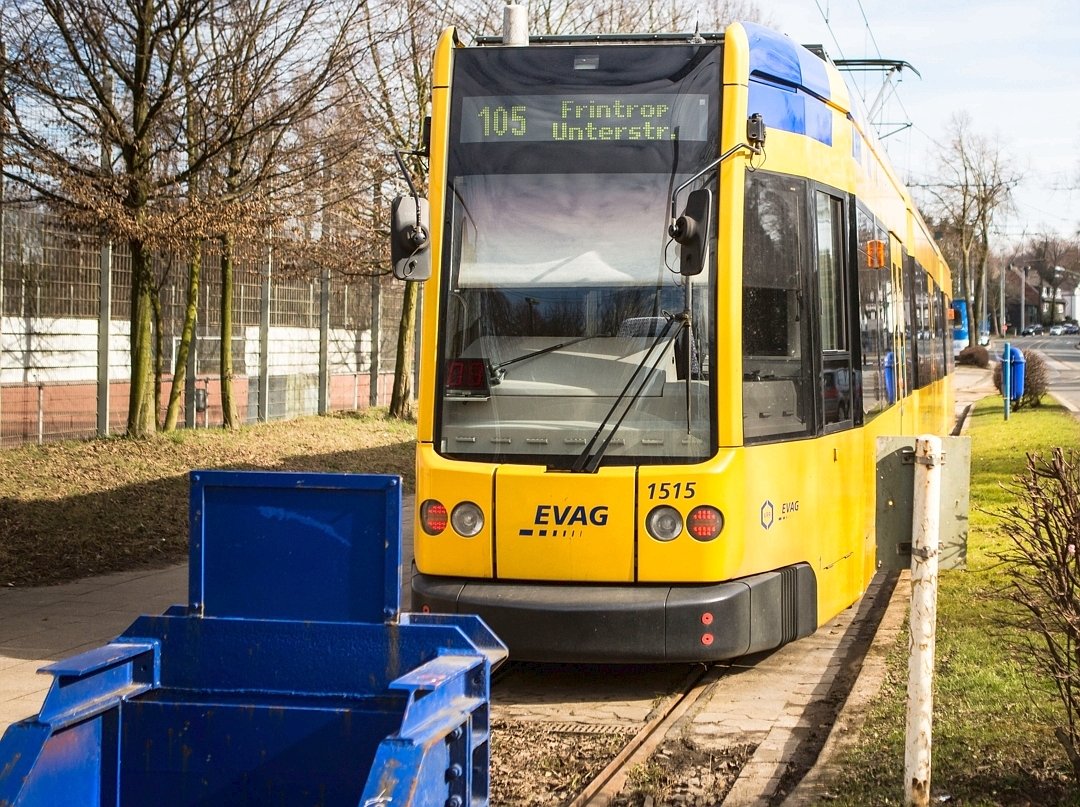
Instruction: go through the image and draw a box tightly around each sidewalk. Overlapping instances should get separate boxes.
[952,363,997,432]
[0,564,187,736]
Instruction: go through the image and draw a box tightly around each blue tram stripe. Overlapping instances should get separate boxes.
[743,22,834,147]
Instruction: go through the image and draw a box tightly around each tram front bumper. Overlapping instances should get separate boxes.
[410,563,817,663]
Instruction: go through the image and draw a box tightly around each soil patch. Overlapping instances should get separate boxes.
[611,736,755,806]
[490,719,634,806]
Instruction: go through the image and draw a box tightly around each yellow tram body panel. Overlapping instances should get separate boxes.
[494,465,637,582]
[414,445,494,578]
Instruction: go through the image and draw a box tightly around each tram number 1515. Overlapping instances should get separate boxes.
[646,482,696,500]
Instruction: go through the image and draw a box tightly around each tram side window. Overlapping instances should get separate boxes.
[878,224,896,402]
[913,264,931,388]
[930,281,943,381]
[902,250,916,393]
[857,207,888,418]
[742,171,812,443]
[935,285,949,379]
[944,290,955,375]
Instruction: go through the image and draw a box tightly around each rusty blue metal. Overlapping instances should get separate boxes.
[0,471,506,807]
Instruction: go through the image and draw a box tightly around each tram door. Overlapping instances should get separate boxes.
[889,233,907,429]
[815,189,852,432]
[893,240,915,434]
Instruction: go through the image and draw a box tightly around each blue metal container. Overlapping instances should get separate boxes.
[1007,345,1026,401]
[0,471,506,807]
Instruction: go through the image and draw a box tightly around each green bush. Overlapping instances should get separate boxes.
[992,348,1048,409]
[957,345,990,368]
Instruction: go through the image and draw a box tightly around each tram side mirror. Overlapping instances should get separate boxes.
[390,195,431,281]
[669,188,712,276]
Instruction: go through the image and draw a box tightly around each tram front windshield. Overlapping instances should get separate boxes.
[437,43,721,468]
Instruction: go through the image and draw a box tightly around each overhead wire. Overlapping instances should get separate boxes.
[809,1,923,192]
[812,0,848,62]
[855,0,883,59]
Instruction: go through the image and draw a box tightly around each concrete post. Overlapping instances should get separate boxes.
[258,240,271,422]
[318,264,329,415]
[904,435,942,807]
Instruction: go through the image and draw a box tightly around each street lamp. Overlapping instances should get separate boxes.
[1014,265,1028,335]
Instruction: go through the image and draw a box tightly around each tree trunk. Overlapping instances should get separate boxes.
[164,241,201,431]
[388,280,418,419]
[151,282,164,430]
[219,232,239,429]
[126,240,157,437]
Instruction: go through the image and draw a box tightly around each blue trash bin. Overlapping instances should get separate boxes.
[1008,346,1025,401]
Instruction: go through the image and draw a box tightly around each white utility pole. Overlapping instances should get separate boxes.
[904,435,943,807]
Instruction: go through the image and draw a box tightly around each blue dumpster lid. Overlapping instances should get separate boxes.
[188,471,403,623]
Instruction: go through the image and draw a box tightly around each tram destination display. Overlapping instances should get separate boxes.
[460,94,709,143]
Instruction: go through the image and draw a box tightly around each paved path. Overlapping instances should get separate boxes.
[0,564,187,736]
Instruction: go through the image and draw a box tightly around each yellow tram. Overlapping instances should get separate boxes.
[392,18,953,661]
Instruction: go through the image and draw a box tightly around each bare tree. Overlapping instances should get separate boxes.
[918,115,1018,348]
[354,0,470,419]
[0,0,369,434]
[184,0,369,428]
[0,0,215,435]
[529,0,765,34]
[989,235,1027,336]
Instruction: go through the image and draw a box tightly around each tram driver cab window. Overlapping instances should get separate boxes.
[742,171,812,443]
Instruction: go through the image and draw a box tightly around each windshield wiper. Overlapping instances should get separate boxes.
[568,312,688,473]
[490,335,593,382]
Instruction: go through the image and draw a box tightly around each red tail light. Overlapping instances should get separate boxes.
[420,500,448,535]
[687,506,724,541]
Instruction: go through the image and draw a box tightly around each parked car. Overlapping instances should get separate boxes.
[1064,323,1080,335]
[1021,324,1043,336]
[1050,324,1065,336]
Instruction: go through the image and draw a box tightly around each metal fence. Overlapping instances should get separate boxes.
[0,205,409,447]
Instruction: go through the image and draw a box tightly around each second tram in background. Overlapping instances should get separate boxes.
[390,11,954,662]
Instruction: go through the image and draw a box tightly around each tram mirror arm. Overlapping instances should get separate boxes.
[390,148,431,281]
[667,114,766,276]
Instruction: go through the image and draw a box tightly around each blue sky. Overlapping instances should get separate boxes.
[755,0,1080,244]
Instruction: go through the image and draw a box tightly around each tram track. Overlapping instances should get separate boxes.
[487,570,902,806]
[488,661,705,806]
[488,659,749,806]
[567,663,717,805]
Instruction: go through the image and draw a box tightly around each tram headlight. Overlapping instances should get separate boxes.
[450,501,485,537]
[687,505,724,541]
[420,499,448,535]
[646,505,683,542]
